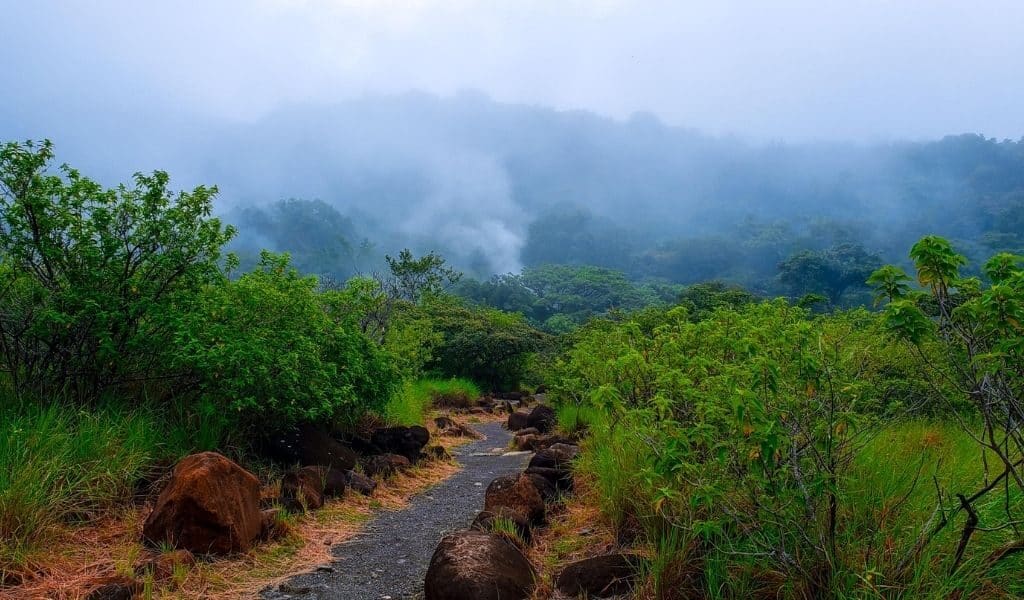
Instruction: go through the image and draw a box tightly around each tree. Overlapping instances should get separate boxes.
[871,236,1024,575]
[778,243,881,305]
[0,140,234,398]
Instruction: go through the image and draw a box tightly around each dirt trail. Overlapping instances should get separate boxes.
[261,420,530,600]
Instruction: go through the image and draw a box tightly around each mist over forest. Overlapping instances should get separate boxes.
[9,91,1024,300]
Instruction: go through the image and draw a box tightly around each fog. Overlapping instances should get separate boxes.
[2,1,1023,278]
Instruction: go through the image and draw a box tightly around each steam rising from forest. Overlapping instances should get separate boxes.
[3,92,1023,284]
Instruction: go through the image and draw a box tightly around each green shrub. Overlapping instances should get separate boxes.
[0,140,234,399]
[175,252,399,428]
[422,296,547,390]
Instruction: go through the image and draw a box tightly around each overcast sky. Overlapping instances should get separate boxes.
[4,0,1023,141]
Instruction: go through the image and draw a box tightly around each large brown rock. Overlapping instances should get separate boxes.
[471,508,533,543]
[507,409,531,431]
[526,405,556,433]
[424,530,536,600]
[555,553,646,598]
[142,452,262,555]
[484,474,545,525]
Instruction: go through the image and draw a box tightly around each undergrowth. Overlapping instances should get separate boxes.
[382,377,480,425]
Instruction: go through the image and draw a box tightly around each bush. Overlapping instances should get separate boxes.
[0,140,234,399]
[422,296,547,390]
[175,252,400,428]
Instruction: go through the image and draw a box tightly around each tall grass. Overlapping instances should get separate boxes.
[565,409,1024,598]
[382,378,480,426]
[0,392,226,577]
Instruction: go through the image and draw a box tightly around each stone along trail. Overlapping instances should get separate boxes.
[262,420,531,600]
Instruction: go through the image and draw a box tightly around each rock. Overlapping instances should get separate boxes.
[484,474,545,525]
[469,407,489,415]
[526,472,558,502]
[134,549,195,581]
[362,453,411,477]
[555,553,646,598]
[436,418,483,439]
[434,416,457,429]
[424,530,536,600]
[471,508,533,543]
[299,465,347,497]
[142,452,262,554]
[526,405,557,433]
[535,384,548,394]
[507,409,531,431]
[529,443,580,470]
[371,426,430,462]
[260,508,288,540]
[426,445,452,461]
[514,434,539,452]
[85,576,142,600]
[345,470,378,495]
[279,468,325,513]
[525,466,574,492]
[514,427,540,437]
[262,423,358,471]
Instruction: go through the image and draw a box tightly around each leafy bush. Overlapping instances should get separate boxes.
[175,252,399,427]
[422,296,548,390]
[0,140,234,399]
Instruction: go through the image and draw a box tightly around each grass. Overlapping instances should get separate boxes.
[0,392,228,581]
[382,377,481,426]
[557,405,1024,599]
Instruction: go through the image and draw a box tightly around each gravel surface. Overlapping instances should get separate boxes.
[261,420,531,600]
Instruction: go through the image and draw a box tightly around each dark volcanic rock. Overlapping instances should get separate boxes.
[371,425,430,462]
[555,553,646,598]
[262,424,358,471]
[279,468,325,513]
[484,474,545,525]
[298,465,347,498]
[142,452,262,554]
[471,508,533,543]
[526,405,556,433]
[526,472,558,502]
[345,470,378,496]
[507,409,531,431]
[424,530,536,600]
[362,453,411,478]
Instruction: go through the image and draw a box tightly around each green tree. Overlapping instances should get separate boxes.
[0,140,234,398]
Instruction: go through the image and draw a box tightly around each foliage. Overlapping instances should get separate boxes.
[871,236,1024,575]
[422,295,548,389]
[777,243,882,305]
[455,264,680,331]
[549,298,964,595]
[175,252,399,427]
[0,392,220,575]
[0,140,234,399]
[382,377,480,426]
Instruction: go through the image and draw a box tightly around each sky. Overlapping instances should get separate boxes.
[4,0,1024,142]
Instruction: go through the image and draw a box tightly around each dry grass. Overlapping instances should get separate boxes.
[526,479,621,600]
[5,453,462,599]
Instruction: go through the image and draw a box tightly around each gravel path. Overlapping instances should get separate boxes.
[261,420,530,600]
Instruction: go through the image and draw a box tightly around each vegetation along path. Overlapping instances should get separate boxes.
[261,420,530,600]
